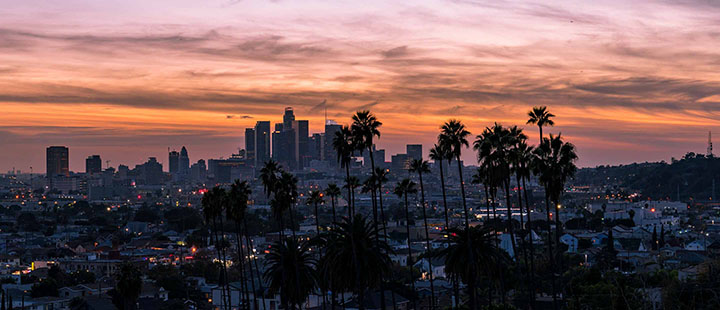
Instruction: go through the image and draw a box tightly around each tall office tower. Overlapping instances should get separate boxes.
[245,128,256,166]
[278,129,296,169]
[407,144,423,161]
[179,146,190,175]
[46,146,69,177]
[168,150,179,174]
[137,157,163,185]
[283,107,295,130]
[293,120,309,169]
[391,153,409,172]
[272,123,283,160]
[85,155,102,175]
[254,121,271,167]
[309,133,323,162]
[363,146,385,167]
[190,159,207,182]
[324,121,342,164]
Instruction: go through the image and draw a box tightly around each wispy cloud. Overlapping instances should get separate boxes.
[4,0,720,170]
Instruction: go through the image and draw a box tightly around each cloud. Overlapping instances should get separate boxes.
[381,46,409,58]
[226,115,253,119]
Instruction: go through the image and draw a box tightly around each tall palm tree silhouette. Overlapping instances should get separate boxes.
[439,119,475,310]
[264,238,317,310]
[526,106,555,144]
[317,215,392,310]
[352,110,383,227]
[408,159,435,309]
[334,125,356,215]
[202,187,231,310]
[394,178,418,310]
[325,184,341,224]
[344,176,361,216]
[227,180,253,308]
[306,190,325,234]
[435,226,509,310]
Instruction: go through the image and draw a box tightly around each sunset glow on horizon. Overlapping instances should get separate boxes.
[4,0,720,172]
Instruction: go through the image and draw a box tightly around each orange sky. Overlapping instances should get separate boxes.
[3,0,720,172]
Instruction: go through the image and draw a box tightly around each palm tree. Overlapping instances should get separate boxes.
[227,180,253,308]
[439,120,472,231]
[474,124,518,257]
[275,171,299,237]
[534,134,578,253]
[202,187,231,310]
[116,263,142,310]
[317,215,393,310]
[526,106,555,144]
[373,166,396,310]
[533,134,577,310]
[306,190,325,234]
[352,111,383,224]
[429,144,450,229]
[394,178,418,309]
[344,176,361,216]
[260,160,282,198]
[430,144,462,308]
[374,167,390,238]
[361,176,378,224]
[439,119,474,310]
[264,238,317,310]
[511,140,537,306]
[408,159,435,309]
[435,226,509,310]
[334,126,356,215]
[325,184,341,224]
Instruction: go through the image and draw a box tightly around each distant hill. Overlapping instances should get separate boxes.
[574,152,720,201]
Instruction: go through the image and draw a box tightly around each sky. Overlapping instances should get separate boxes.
[3,0,720,173]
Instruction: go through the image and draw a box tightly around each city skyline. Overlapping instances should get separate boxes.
[4,0,720,171]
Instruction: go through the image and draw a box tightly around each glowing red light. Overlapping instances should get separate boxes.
[137,195,142,199]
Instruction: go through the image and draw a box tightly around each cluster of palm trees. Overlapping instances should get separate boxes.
[201,106,578,310]
[201,181,266,310]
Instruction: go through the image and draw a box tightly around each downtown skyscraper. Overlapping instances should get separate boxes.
[85,155,102,175]
[46,146,69,177]
[244,121,270,170]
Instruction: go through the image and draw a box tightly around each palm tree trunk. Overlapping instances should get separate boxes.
[288,205,298,239]
[243,218,267,310]
[331,197,337,224]
[369,186,387,310]
[515,173,531,308]
[523,176,536,307]
[484,185,491,225]
[440,160,449,228]
[218,216,233,310]
[440,159,460,309]
[418,172,435,310]
[211,218,228,310]
[314,202,320,235]
[377,181,398,310]
[538,126,543,145]
[234,225,250,309]
[544,193,558,310]
[503,178,518,259]
[456,155,476,310]
[346,165,353,216]
[553,196,562,267]
[403,192,417,310]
